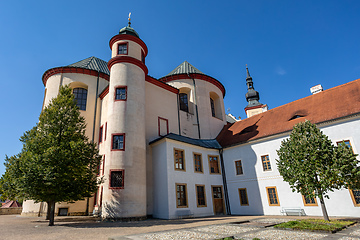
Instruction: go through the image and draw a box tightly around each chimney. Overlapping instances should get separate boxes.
[310,84,323,94]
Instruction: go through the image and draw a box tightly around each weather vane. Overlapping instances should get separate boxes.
[128,12,131,27]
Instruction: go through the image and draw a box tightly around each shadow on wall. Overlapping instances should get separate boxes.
[227,120,264,215]
[102,191,123,220]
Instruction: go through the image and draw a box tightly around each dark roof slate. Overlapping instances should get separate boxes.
[149,133,222,149]
[166,61,203,76]
[68,56,110,75]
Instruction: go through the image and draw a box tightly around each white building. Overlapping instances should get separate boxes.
[22,22,360,219]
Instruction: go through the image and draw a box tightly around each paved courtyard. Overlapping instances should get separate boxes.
[0,214,359,240]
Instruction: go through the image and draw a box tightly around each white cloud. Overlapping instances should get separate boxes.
[275,66,286,75]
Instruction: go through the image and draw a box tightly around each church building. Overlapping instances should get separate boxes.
[22,21,360,219]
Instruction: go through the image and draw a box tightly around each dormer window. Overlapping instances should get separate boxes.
[117,43,128,55]
[288,115,304,121]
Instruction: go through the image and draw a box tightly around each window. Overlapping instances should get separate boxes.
[141,51,145,63]
[73,88,87,110]
[235,160,243,175]
[302,194,318,206]
[194,153,203,173]
[102,155,105,175]
[176,183,188,207]
[117,43,128,55]
[115,87,127,101]
[158,117,169,136]
[174,149,185,171]
[349,189,360,206]
[99,126,103,143]
[179,93,189,112]
[261,155,271,171]
[104,122,107,140]
[337,140,353,152]
[196,185,207,207]
[210,98,216,117]
[238,188,249,206]
[209,155,220,174]
[112,134,125,151]
[266,187,280,206]
[110,169,124,189]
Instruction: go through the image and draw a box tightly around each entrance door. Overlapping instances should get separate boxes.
[212,186,225,215]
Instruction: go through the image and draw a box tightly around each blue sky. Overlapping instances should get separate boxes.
[1,0,360,176]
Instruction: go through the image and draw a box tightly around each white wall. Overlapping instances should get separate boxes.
[224,117,360,217]
[152,138,224,219]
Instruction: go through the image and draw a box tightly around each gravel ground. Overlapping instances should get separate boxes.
[241,229,327,240]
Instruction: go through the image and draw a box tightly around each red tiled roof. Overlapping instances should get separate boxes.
[1,200,21,208]
[217,78,360,148]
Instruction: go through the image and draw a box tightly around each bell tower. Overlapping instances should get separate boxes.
[102,15,148,219]
[244,65,268,118]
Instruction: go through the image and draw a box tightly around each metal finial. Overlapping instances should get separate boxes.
[246,64,251,78]
[128,12,131,27]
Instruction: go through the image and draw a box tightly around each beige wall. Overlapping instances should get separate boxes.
[0,207,22,215]
[167,78,226,139]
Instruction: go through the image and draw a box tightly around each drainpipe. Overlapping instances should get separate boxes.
[187,74,201,139]
[177,94,181,136]
[219,148,231,215]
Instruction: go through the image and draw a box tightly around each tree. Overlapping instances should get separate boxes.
[0,85,102,226]
[276,120,360,221]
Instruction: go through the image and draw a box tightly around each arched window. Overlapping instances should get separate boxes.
[73,88,88,110]
[179,93,189,112]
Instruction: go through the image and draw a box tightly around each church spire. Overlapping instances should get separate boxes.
[244,65,268,118]
[245,65,261,107]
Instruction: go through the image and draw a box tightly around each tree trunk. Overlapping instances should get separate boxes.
[46,202,51,220]
[48,201,56,226]
[85,197,89,216]
[319,194,330,221]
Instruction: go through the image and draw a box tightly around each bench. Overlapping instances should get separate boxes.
[280,207,306,216]
[175,210,194,219]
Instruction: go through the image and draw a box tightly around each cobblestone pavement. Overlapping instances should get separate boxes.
[0,214,359,240]
[111,218,360,240]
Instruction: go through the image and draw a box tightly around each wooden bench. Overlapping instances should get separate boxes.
[280,207,306,216]
[175,210,194,219]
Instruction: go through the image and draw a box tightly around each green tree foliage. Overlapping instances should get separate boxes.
[276,120,360,221]
[0,86,102,225]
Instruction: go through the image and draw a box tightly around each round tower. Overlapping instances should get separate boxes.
[101,18,148,219]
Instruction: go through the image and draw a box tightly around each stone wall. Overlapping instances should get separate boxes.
[0,207,22,215]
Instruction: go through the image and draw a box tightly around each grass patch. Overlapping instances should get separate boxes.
[274,219,354,232]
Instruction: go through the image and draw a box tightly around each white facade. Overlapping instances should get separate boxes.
[22,23,360,220]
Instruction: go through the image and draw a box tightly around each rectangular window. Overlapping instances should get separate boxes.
[337,140,353,153]
[115,86,127,101]
[158,117,169,136]
[238,188,249,206]
[210,98,216,117]
[261,155,271,171]
[117,43,128,55]
[99,126,103,143]
[176,183,188,207]
[194,153,203,173]
[174,149,185,171]
[349,189,360,206]
[104,122,107,140]
[266,186,280,206]
[196,185,206,207]
[141,51,145,63]
[235,160,243,175]
[209,155,220,174]
[302,194,318,206]
[102,155,105,175]
[110,170,124,189]
[112,134,125,151]
[179,93,189,112]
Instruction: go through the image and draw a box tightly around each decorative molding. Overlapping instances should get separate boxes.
[42,67,109,86]
[107,56,148,75]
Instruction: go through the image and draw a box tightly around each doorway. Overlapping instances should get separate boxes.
[212,186,225,215]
